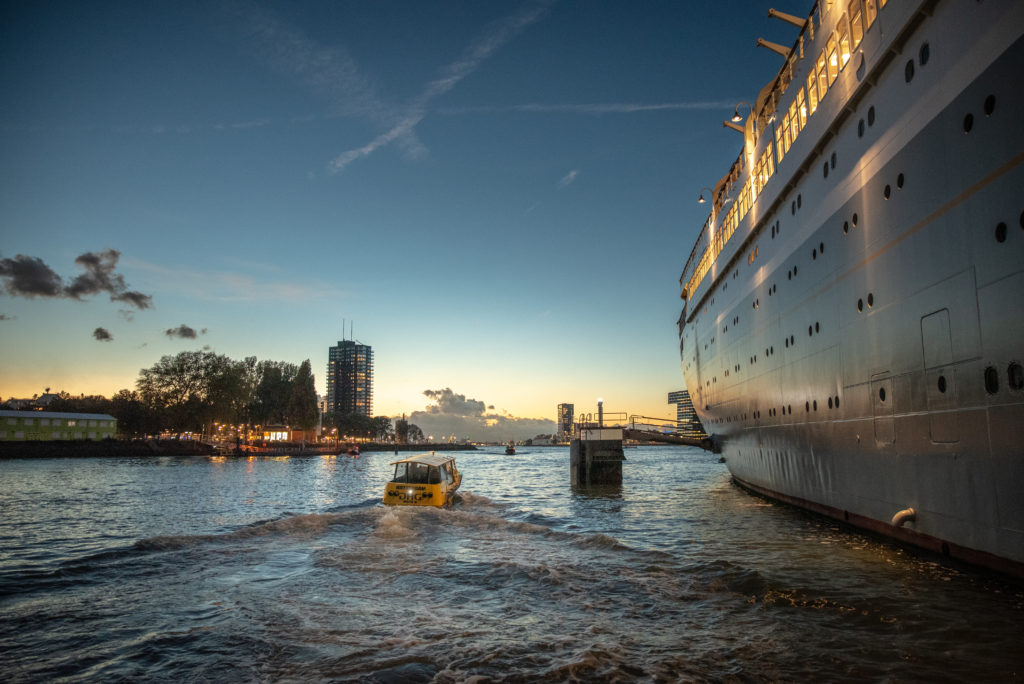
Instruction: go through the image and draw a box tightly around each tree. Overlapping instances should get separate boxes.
[394,417,409,444]
[110,389,160,437]
[407,424,424,443]
[371,416,393,442]
[287,360,318,431]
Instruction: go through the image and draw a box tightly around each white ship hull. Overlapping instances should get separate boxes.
[678,0,1024,576]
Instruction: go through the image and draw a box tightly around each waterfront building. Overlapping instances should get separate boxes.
[326,340,373,416]
[556,403,574,439]
[667,391,706,440]
[0,410,116,441]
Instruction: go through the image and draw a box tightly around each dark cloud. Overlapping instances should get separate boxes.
[0,250,152,309]
[65,249,153,309]
[0,254,64,297]
[165,324,198,339]
[93,327,113,342]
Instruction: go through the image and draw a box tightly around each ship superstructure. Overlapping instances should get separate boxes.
[678,0,1024,576]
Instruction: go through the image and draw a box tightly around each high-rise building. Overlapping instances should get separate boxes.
[557,403,574,438]
[326,340,373,416]
[667,390,706,439]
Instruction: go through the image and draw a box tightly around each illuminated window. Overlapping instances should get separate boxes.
[826,34,839,85]
[864,0,877,28]
[775,123,786,164]
[849,0,864,50]
[838,14,852,69]
[816,50,829,101]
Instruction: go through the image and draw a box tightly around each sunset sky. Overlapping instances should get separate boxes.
[1,1,799,438]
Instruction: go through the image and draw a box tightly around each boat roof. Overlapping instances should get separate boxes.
[390,452,455,467]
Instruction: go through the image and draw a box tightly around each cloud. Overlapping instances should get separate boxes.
[438,100,740,115]
[558,169,578,188]
[0,254,64,297]
[165,324,200,339]
[1,313,14,320]
[405,387,555,441]
[328,0,555,172]
[93,327,113,342]
[0,250,153,309]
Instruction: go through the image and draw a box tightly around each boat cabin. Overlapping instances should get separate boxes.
[382,452,461,507]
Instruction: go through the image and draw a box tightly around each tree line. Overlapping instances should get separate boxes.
[20,350,426,442]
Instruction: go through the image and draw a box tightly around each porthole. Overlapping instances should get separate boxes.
[788,405,792,414]
[785,338,789,348]
[857,299,864,312]
[985,366,999,394]
[937,376,947,393]
[793,266,798,276]
[852,212,858,226]
[879,387,886,402]
[813,400,817,411]
[808,325,813,336]
[905,59,915,83]
[868,106,875,126]
[867,293,874,307]
[828,397,833,409]
[984,94,996,117]
[797,194,802,209]
[835,396,840,409]
[819,241,824,253]
[858,119,865,138]
[790,335,794,344]
[897,173,904,189]
[884,184,891,199]
[843,221,850,235]
[824,161,830,179]
[995,222,1007,243]
[805,401,810,412]
[815,321,819,333]
[830,152,837,169]
[770,345,773,355]
[1009,362,1024,390]
[788,270,792,280]
[812,248,817,260]
[963,113,974,133]
[791,200,796,215]
[919,42,930,66]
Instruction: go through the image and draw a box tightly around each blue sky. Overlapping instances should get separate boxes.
[1,0,800,438]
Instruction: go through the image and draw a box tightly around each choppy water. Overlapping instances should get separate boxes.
[1,446,1022,682]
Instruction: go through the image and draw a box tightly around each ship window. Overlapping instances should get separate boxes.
[995,222,1007,243]
[858,119,865,138]
[919,42,930,67]
[963,113,974,133]
[984,94,996,117]
[844,221,850,234]
[897,173,904,189]
[849,0,864,50]
[831,152,836,169]
[806,73,819,116]
[1009,363,1024,390]
[826,33,839,85]
[838,14,852,69]
[985,366,999,394]
[868,106,875,126]
[828,397,833,409]
[904,59,914,83]
[816,49,829,101]
[864,0,877,28]
[878,387,886,402]
[867,293,874,307]
[853,212,859,226]
[824,161,830,179]
[937,376,947,393]
[857,298,864,312]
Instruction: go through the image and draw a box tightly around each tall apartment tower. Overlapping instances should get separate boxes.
[667,390,706,439]
[557,403,574,438]
[326,340,373,416]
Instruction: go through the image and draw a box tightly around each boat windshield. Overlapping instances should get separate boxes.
[391,462,441,484]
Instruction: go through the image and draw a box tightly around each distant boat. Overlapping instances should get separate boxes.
[677,0,1024,577]
[505,442,516,455]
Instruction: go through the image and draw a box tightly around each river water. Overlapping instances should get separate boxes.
[1,446,1022,682]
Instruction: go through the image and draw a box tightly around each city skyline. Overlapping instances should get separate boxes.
[1,1,802,437]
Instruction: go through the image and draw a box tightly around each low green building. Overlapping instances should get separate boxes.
[0,411,117,441]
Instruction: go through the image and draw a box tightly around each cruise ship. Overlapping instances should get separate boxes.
[678,0,1024,577]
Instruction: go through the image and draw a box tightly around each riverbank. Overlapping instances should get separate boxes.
[0,439,475,459]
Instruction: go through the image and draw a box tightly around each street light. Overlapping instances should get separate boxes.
[697,186,714,204]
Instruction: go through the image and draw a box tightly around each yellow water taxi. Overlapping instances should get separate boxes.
[382,452,462,507]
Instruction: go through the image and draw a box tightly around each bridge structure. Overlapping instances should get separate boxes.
[573,411,715,452]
